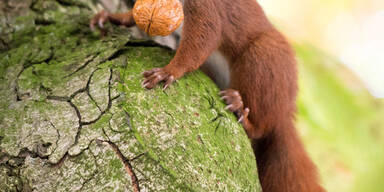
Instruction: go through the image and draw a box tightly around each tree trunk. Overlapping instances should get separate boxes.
[0,0,260,191]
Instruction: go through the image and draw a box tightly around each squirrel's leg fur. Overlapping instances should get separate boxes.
[224,31,325,192]
[90,11,135,31]
[142,1,222,88]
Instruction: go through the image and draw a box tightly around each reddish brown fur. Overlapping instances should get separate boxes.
[91,1,325,191]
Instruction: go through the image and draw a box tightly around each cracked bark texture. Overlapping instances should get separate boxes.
[0,0,261,191]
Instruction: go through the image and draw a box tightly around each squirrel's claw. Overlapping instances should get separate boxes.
[90,10,109,33]
[238,108,250,123]
[142,68,175,89]
[220,89,249,123]
[220,89,243,112]
[142,68,161,77]
[163,76,175,90]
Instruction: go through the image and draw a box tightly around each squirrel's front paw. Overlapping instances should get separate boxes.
[142,68,175,90]
[90,10,109,34]
[220,89,250,123]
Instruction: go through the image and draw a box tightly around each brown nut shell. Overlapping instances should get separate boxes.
[132,0,184,36]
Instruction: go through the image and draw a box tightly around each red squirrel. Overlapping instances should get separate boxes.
[91,0,325,191]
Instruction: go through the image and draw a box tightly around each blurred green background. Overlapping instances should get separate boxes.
[89,0,384,191]
[295,45,384,192]
[259,0,384,191]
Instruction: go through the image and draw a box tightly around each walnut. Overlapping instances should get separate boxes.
[132,0,184,36]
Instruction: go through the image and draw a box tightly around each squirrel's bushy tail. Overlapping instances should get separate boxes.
[252,122,325,192]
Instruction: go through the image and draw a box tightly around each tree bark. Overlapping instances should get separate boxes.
[0,0,260,191]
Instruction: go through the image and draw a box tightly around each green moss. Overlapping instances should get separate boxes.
[0,1,260,191]
[116,46,260,191]
[109,158,123,171]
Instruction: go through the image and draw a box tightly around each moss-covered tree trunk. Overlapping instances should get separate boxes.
[0,0,260,191]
